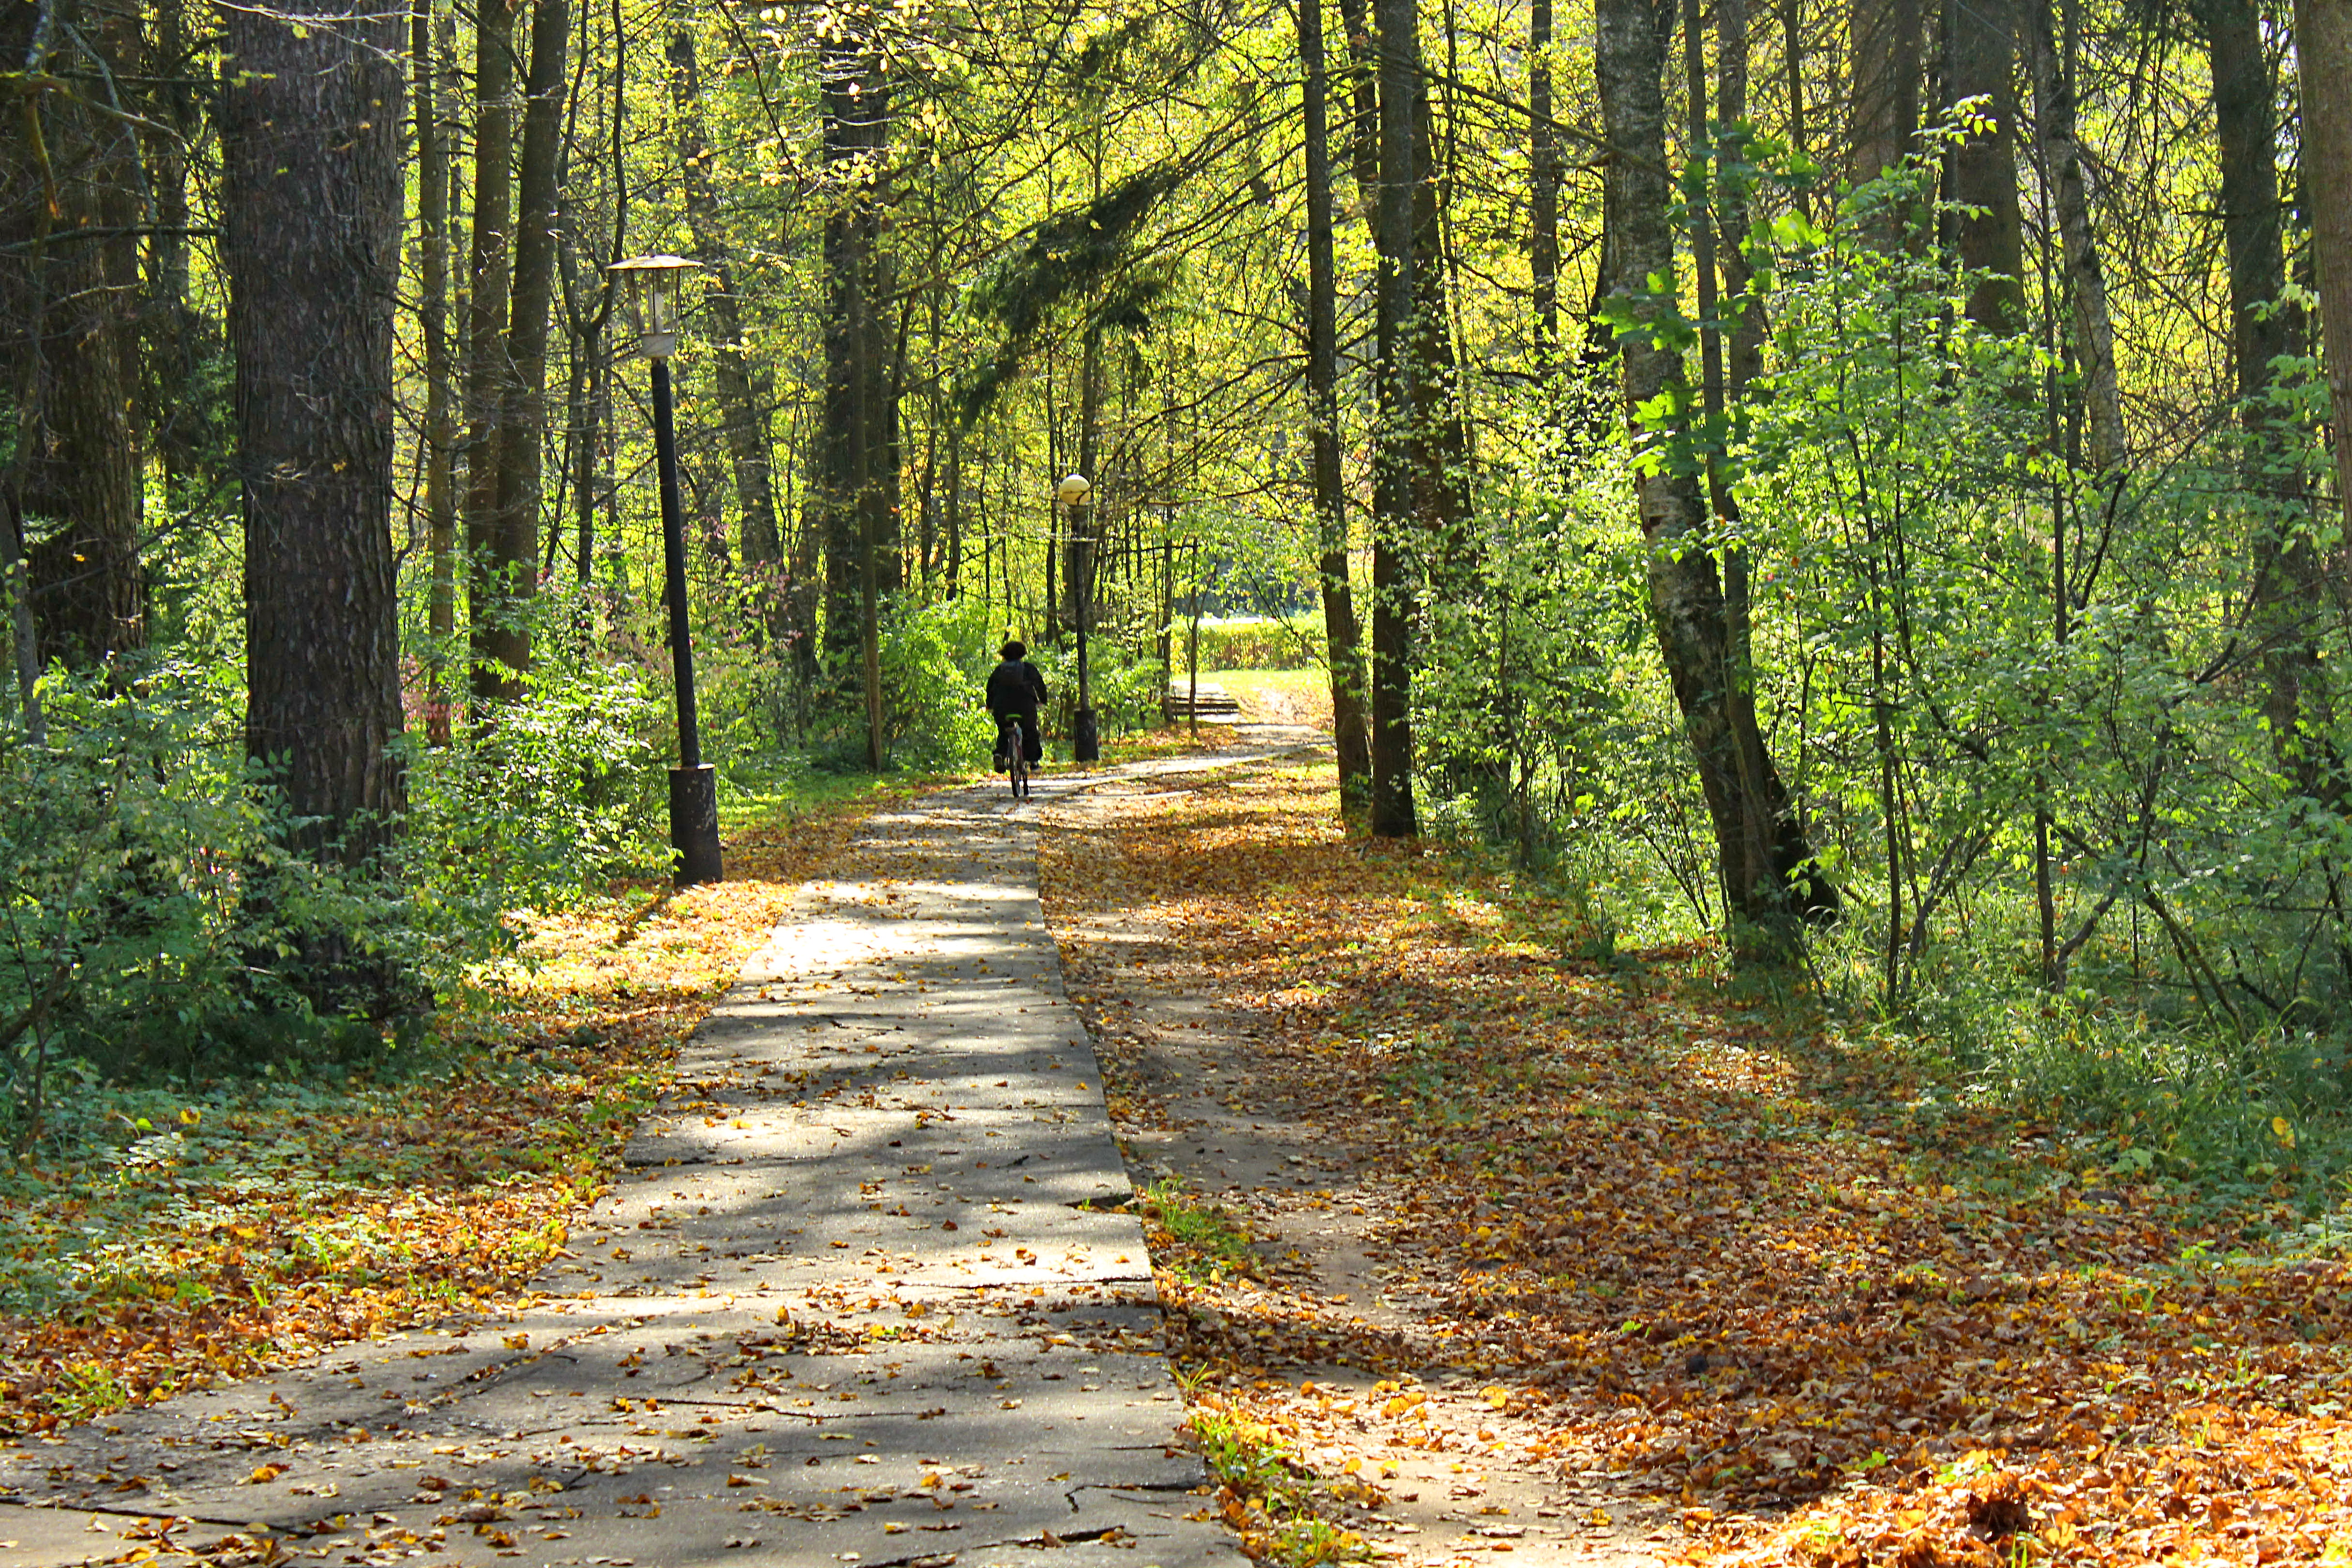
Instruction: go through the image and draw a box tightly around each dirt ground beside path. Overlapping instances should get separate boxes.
[1039,759,1675,1567]
[1036,751,2352,1568]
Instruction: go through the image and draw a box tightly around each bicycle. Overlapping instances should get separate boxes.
[997,714,1033,800]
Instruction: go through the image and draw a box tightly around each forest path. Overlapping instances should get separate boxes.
[0,749,1314,1568]
[1041,755,1676,1567]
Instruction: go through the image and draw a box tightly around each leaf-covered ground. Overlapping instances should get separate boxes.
[0,789,901,1438]
[1040,757,2352,1567]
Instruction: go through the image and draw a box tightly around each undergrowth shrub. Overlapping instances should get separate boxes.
[0,653,666,1150]
[877,597,995,771]
[0,664,407,1142]
[406,654,669,909]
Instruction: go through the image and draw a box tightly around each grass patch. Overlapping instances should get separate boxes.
[1141,1177,1259,1284]
[1190,1404,1371,1566]
[1218,668,1335,729]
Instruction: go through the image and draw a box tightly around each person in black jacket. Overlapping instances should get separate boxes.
[985,641,1049,768]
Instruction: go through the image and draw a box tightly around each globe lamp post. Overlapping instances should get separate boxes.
[1057,472,1099,762]
[611,254,723,887]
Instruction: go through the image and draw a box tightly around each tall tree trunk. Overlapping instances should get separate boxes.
[1408,33,1472,552]
[220,0,410,999]
[817,30,893,704]
[0,0,146,671]
[2286,0,2352,787]
[1717,0,1767,392]
[1407,0,1485,794]
[485,0,568,694]
[944,428,963,597]
[1849,0,1921,227]
[1299,0,1374,804]
[465,0,518,706]
[1066,314,1103,636]
[416,0,457,744]
[145,0,211,496]
[1598,0,1837,951]
[2026,0,2123,468]
[2198,0,2322,773]
[1945,0,2024,331]
[1368,0,1423,837]
[816,28,893,759]
[1335,0,1382,205]
[1529,0,1561,361]
[2203,0,2298,412]
[668,28,786,612]
[1070,326,1101,683]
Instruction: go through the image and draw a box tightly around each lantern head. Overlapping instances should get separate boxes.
[609,254,703,359]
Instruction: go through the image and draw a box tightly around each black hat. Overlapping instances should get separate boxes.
[1000,640,1027,660]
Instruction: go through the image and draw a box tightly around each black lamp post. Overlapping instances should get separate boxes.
[1058,472,1099,762]
[611,254,723,887]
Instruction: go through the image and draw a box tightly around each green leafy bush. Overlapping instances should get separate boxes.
[0,664,406,1137]
[877,596,997,770]
[405,653,670,911]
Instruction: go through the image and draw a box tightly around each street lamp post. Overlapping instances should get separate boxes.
[1058,472,1099,762]
[611,254,723,888]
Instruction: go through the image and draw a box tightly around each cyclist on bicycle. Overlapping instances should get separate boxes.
[985,640,1049,772]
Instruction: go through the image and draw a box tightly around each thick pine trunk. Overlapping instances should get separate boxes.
[1597,0,1836,952]
[1335,0,1382,204]
[817,34,894,697]
[668,29,786,601]
[2203,0,2298,410]
[416,0,457,744]
[465,0,519,705]
[1299,0,1374,803]
[221,0,409,1000]
[2194,0,2323,775]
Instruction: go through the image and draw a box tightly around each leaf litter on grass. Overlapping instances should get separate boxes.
[0,790,897,1438]
[1039,757,2352,1567]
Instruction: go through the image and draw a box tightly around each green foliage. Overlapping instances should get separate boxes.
[958,158,1196,421]
[1187,1408,1367,1566]
[405,650,671,914]
[1409,380,1719,948]
[0,664,399,1138]
[877,596,998,771]
[0,647,672,1147]
[1188,617,1323,671]
[1029,636,1165,741]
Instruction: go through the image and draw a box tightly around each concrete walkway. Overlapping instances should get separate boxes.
[0,762,1303,1568]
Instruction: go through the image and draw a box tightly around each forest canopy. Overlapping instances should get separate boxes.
[3,0,2352,1179]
